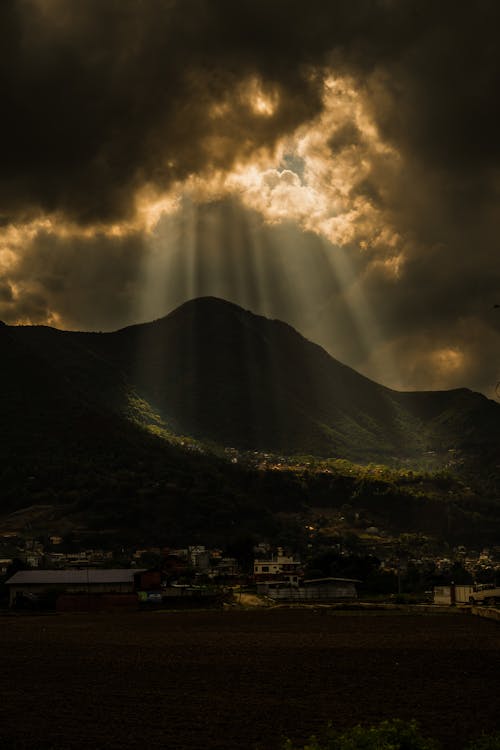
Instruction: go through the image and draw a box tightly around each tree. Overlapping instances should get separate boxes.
[283,719,438,750]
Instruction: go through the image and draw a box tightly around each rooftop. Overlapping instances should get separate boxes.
[6,569,146,586]
[303,577,362,585]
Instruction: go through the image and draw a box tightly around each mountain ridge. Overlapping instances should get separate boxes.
[4,295,499,462]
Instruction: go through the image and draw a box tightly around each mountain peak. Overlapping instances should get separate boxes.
[5,296,499,461]
[172,295,244,312]
[167,295,257,321]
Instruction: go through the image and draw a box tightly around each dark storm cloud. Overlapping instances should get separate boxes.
[2,0,491,225]
[0,0,324,224]
[366,4,500,174]
[0,280,14,303]
[1,229,147,329]
[327,122,362,154]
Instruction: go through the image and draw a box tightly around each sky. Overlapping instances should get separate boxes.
[1,0,500,396]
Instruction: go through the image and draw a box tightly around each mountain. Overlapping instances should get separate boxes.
[3,297,500,463]
[2,299,500,546]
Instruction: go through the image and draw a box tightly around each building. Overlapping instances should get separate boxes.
[188,546,211,571]
[213,557,239,578]
[253,547,302,585]
[433,584,477,606]
[6,569,145,608]
[257,577,360,602]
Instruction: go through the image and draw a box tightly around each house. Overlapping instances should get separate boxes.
[213,557,239,578]
[253,547,302,585]
[189,546,211,571]
[433,584,475,606]
[135,569,161,591]
[5,568,146,608]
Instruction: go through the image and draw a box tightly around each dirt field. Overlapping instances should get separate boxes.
[1,609,499,750]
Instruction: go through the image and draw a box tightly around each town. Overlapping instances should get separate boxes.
[2,524,499,611]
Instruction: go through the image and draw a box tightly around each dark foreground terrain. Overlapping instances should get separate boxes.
[1,610,499,750]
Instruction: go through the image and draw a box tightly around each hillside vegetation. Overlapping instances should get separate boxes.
[1,299,500,544]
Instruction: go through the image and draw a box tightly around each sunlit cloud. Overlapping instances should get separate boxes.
[0,73,397,265]
[244,77,280,117]
[158,73,403,261]
[368,333,475,394]
[433,347,464,375]
[208,76,280,121]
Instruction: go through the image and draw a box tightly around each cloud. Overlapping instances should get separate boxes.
[0,0,329,225]
[0,225,147,329]
[2,1,500,396]
[4,0,495,225]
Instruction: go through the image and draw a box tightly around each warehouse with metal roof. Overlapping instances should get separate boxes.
[5,569,146,607]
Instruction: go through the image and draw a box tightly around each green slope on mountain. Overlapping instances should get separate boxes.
[0,321,281,542]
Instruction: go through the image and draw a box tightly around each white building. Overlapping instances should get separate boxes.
[253,547,301,585]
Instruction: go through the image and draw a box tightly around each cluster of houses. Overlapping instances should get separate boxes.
[3,545,360,611]
[3,527,499,612]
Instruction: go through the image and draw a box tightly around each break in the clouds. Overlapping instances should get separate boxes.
[1,0,500,396]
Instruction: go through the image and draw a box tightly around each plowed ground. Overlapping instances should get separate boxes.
[1,610,499,749]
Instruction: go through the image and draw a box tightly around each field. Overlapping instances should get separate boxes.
[1,609,499,750]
